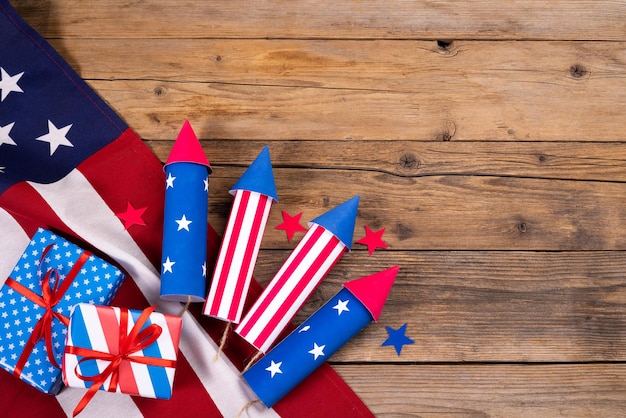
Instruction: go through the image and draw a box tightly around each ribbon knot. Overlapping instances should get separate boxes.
[68,305,176,417]
[6,244,91,377]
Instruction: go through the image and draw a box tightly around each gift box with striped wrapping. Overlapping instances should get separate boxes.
[62,303,182,404]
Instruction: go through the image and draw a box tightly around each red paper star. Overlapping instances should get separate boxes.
[275,210,308,241]
[116,202,147,230]
[356,225,388,255]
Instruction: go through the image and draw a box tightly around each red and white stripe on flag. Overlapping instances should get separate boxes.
[236,224,346,352]
[204,189,272,323]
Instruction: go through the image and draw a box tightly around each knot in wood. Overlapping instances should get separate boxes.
[153,86,167,97]
[436,40,453,50]
[569,64,587,79]
[517,222,528,233]
[399,153,420,171]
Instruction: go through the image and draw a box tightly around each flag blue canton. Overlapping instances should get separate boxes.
[243,287,373,407]
[0,2,127,193]
[160,163,209,302]
[0,228,125,394]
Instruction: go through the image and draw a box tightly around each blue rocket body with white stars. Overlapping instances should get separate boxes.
[161,120,211,302]
[242,266,399,407]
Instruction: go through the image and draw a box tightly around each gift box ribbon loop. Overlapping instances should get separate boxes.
[5,244,91,375]
[68,305,176,417]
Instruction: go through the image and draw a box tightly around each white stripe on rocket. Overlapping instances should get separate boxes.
[259,235,344,352]
[217,191,253,318]
[238,225,340,348]
[205,189,242,307]
[27,170,279,418]
[234,193,272,321]
[213,191,270,321]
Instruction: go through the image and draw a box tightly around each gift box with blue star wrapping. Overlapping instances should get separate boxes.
[0,228,125,394]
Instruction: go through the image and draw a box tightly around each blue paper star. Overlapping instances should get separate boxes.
[381,323,414,356]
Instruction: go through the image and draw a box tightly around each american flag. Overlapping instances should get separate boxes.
[204,146,277,324]
[0,2,373,417]
[235,196,359,353]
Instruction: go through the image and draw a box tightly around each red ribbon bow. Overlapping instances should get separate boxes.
[6,244,91,378]
[68,305,177,417]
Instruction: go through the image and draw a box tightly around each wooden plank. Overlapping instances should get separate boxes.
[85,70,626,141]
[254,250,626,363]
[148,140,626,182]
[50,39,624,88]
[13,0,626,41]
[334,364,626,416]
[198,166,626,251]
[51,39,626,142]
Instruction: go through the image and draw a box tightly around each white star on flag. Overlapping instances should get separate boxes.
[162,257,175,274]
[333,299,350,316]
[0,67,24,101]
[308,343,326,360]
[175,214,192,231]
[36,120,73,156]
[265,360,283,378]
[166,173,176,188]
[0,122,17,146]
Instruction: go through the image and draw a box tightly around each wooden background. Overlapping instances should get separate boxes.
[13,0,626,416]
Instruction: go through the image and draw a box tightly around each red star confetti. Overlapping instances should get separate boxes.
[275,210,308,241]
[116,202,147,230]
[356,225,388,255]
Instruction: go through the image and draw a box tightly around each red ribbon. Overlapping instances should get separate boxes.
[68,305,177,417]
[6,244,91,377]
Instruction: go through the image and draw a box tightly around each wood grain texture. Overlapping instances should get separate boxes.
[8,0,626,415]
[334,364,626,417]
[254,250,626,363]
[82,71,626,141]
[48,39,626,141]
[149,139,626,182]
[196,166,626,251]
[14,1,626,40]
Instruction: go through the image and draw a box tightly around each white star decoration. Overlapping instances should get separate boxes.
[266,360,282,378]
[0,122,17,147]
[308,342,326,360]
[0,67,24,102]
[333,299,350,316]
[166,173,176,189]
[175,214,192,231]
[162,257,175,274]
[36,120,73,156]
[203,177,209,192]
[202,262,207,277]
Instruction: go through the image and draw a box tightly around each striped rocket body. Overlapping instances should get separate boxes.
[204,190,272,322]
[63,303,182,400]
[235,223,347,352]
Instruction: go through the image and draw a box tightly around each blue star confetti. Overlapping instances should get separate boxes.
[381,322,414,356]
